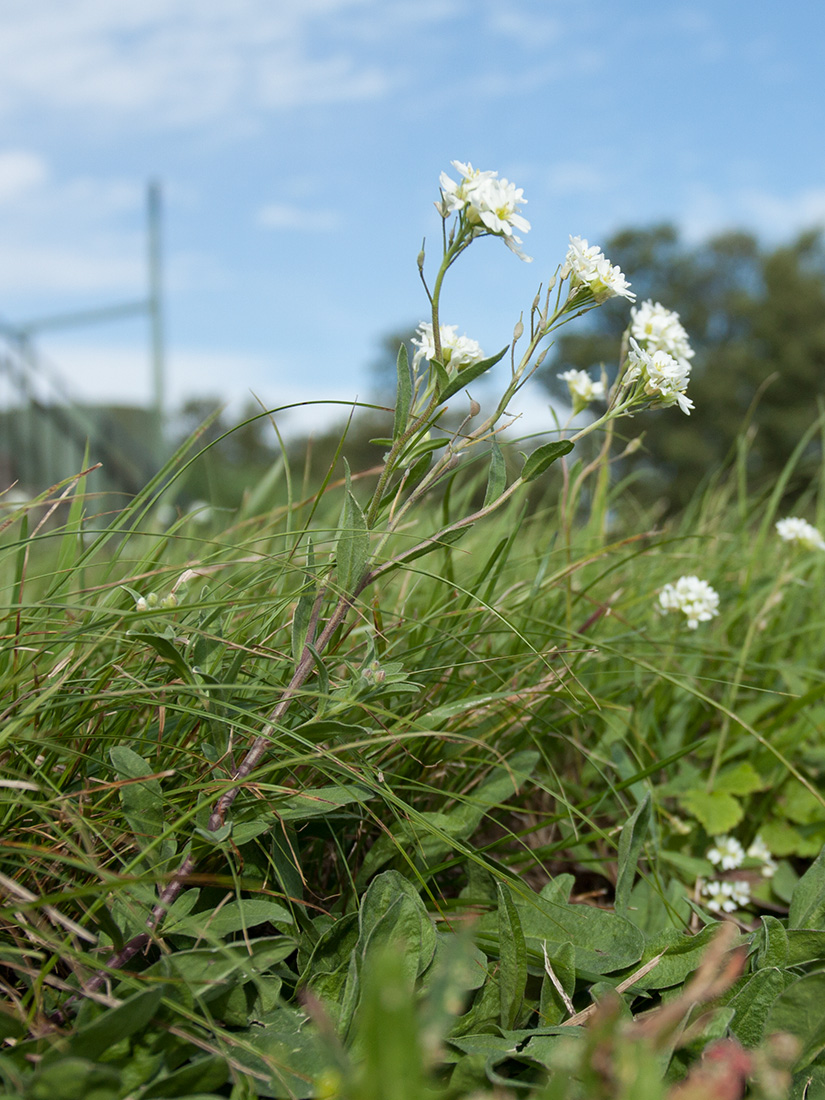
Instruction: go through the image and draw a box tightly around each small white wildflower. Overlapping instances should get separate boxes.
[630,300,694,366]
[776,516,825,551]
[135,596,148,612]
[563,235,635,302]
[411,322,484,373]
[747,835,778,878]
[707,835,745,871]
[625,338,694,415]
[702,879,751,913]
[438,161,531,260]
[557,368,605,413]
[658,575,720,629]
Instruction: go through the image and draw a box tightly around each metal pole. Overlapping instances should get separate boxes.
[147,181,166,460]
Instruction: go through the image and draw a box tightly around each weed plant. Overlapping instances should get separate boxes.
[0,164,825,1098]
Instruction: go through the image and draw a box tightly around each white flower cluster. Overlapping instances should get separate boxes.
[776,516,825,551]
[702,879,751,914]
[563,235,635,302]
[658,575,720,629]
[411,322,484,373]
[438,161,531,260]
[624,338,694,416]
[557,368,605,411]
[707,834,745,870]
[746,834,778,878]
[630,300,694,367]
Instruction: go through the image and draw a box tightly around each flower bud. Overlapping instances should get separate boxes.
[513,318,524,342]
[469,398,481,417]
[146,592,159,608]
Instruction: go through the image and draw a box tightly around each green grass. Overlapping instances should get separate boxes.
[0,410,824,1098]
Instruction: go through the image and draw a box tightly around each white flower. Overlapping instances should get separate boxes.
[707,835,745,871]
[775,516,825,551]
[135,596,148,612]
[411,322,484,373]
[702,879,751,913]
[630,300,694,366]
[557,368,605,411]
[658,575,720,629]
[747,835,778,878]
[438,161,531,260]
[625,338,694,415]
[563,235,635,302]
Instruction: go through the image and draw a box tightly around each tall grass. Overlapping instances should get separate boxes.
[0,405,823,1097]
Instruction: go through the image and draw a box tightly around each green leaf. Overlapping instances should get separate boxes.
[755,915,789,969]
[497,882,527,1030]
[357,871,437,983]
[614,793,652,913]
[393,342,413,440]
[275,782,368,821]
[727,967,789,1048]
[140,1054,229,1098]
[765,971,825,1069]
[539,941,575,1025]
[355,945,425,1100]
[336,459,370,595]
[678,788,743,834]
[790,844,825,929]
[128,631,194,682]
[482,439,507,508]
[183,899,293,938]
[63,987,164,1062]
[715,761,764,795]
[291,539,317,663]
[521,439,574,483]
[109,745,165,850]
[439,346,508,401]
[610,922,721,992]
[429,358,450,397]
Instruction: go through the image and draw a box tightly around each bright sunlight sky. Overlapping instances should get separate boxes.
[1,0,824,435]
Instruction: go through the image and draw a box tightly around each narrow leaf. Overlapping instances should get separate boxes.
[336,460,370,594]
[440,346,508,401]
[521,439,574,483]
[497,882,527,1030]
[614,793,652,913]
[393,342,413,440]
[482,439,507,508]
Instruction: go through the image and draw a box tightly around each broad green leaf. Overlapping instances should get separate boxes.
[141,1054,229,1098]
[109,745,165,850]
[393,342,412,440]
[614,793,652,913]
[497,882,527,1030]
[439,346,508,401]
[789,844,825,929]
[539,941,575,1025]
[357,871,437,983]
[715,761,764,795]
[755,915,789,969]
[482,439,506,508]
[727,967,789,1047]
[765,971,825,1069]
[521,439,574,483]
[275,782,368,821]
[62,987,164,1062]
[678,788,743,834]
[178,899,293,938]
[611,922,721,991]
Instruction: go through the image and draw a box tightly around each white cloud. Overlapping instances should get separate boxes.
[0,0,404,129]
[257,202,341,232]
[0,150,48,203]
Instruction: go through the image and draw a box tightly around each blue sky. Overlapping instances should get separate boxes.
[0,0,823,434]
